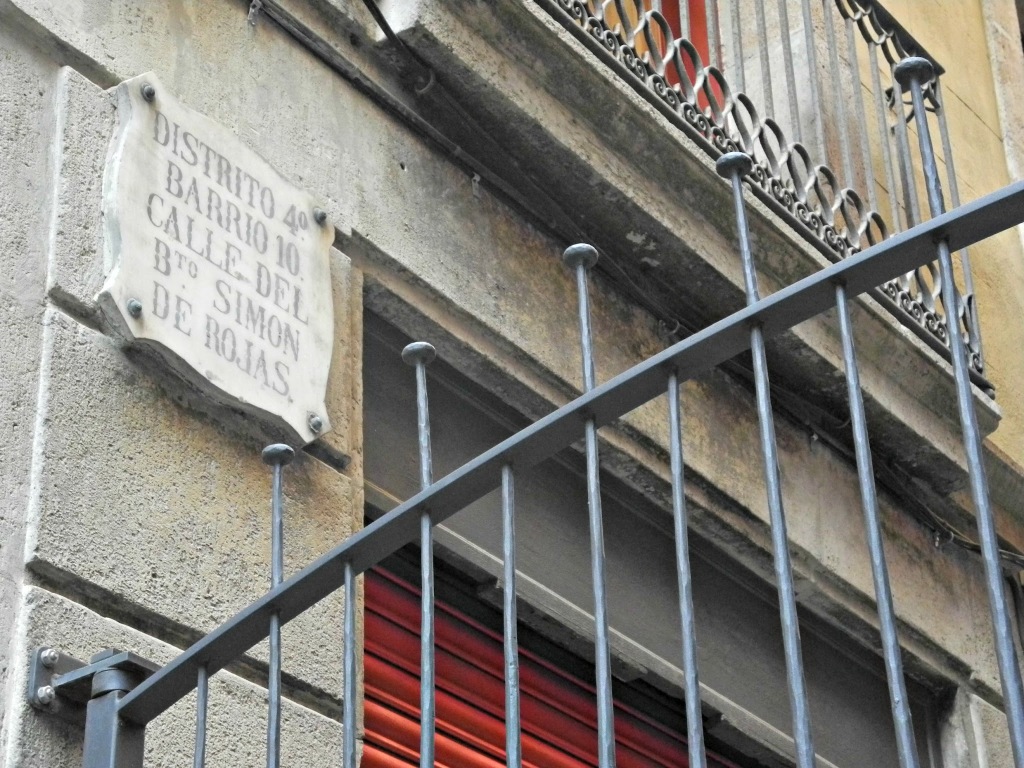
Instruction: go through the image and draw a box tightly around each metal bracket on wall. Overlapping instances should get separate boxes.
[27,647,160,727]
[248,0,264,26]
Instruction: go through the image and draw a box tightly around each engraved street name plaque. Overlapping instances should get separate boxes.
[99,73,333,445]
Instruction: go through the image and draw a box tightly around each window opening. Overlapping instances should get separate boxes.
[364,562,742,767]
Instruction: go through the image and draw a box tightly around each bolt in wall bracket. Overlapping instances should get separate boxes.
[27,647,160,728]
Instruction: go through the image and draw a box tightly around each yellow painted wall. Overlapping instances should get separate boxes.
[876,0,1024,464]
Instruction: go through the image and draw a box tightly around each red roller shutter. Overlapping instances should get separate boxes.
[364,569,738,768]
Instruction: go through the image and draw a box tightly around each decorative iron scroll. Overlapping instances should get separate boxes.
[838,0,919,68]
[546,0,984,376]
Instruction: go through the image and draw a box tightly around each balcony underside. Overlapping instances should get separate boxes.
[377,0,999,507]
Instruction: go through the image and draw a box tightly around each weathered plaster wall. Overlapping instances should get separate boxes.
[0,2,365,764]
[883,0,1024,465]
[0,19,59,755]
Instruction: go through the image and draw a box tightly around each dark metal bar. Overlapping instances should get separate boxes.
[502,464,523,768]
[343,561,357,768]
[834,281,920,768]
[267,615,281,768]
[667,371,706,768]
[117,178,1024,726]
[404,342,436,491]
[717,152,815,768]
[80,650,157,768]
[402,341,438,768]
[584,417,614,768]
[417,504,433,768]
[193,664,208,768]
[83,691,146,768]
[261,444,293,768]
[563,243,616,768]
[895,57,1024,768]
[565,245,598,393]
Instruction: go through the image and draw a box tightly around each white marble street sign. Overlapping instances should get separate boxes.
[98,73,334,445]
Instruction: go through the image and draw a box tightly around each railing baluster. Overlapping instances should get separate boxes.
[776,0,802,144]
[844,12,878,212]
[502,464,523,768]
[889,74,922,227]
[667,371,707,768]
[753,0,773,117]
[834,281,920,768]
[678,0,690,43]
[934,79,983,368]
[822,0,856,187]
[261,443,294,768]
[894,57,1024,768]
[799,0,826,157]
[934,80,971,291]
[868,43,903,230]
[193,664,208,768]
[727,0,744,93]
[716,153,816,768]
[704,0,720,69]
[563,244,616,768]
[343,561,357,768]
[402,341,438,768]
[268,601,282,768]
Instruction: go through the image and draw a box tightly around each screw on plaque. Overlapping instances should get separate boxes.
[141,83,156,102]
[308,414,324,433]
[126,298,143,318]
[313,208,328,226]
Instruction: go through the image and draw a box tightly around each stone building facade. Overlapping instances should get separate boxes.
[2,0,1024,766]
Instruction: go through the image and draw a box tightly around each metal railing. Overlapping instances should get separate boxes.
[26,60,1024,768]
[538,0,986,383]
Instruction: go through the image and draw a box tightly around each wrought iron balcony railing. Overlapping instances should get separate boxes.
[543,0,986,382]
